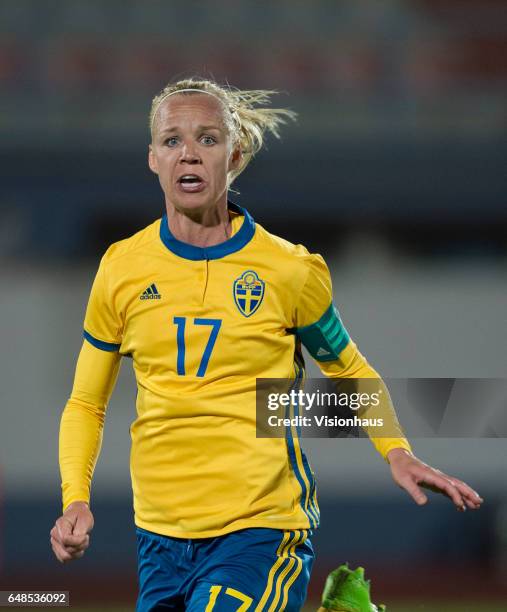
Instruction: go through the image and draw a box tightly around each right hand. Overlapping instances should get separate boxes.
[50,501,94,563]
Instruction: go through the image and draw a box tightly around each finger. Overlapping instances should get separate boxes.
[55,517,74,541]
[62,538,89,553]
[51,535,87,561]
[419,472,465,510]
[51,536,72,563]
[62,533,89,548]
[400,477,428,506]
[447,479,484,508]
[50,525,60,543]
[458,488,482,510]
[431,469,478,501]
[51,524,84,548]
[437,470,483,500]
[51,523,88,551]
[438,476,479,510]
[74,514,94,537]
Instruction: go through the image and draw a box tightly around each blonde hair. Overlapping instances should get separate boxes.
[149,77,297,184]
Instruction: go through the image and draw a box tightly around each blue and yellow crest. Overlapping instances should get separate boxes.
[233,270,265,317]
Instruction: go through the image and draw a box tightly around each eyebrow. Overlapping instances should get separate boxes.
[160,124,223,135]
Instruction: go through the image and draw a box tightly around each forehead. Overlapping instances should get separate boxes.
[157,93,227,129]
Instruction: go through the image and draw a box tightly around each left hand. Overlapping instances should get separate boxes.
[387,448,483,511]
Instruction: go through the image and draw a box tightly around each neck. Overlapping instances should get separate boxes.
[166,200,231,247]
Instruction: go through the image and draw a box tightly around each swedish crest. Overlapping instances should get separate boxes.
[233,270,265,317]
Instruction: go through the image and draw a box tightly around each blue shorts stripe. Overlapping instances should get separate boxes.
[279,531,308,611]
[256,531,293,611]
[262,530,302,612]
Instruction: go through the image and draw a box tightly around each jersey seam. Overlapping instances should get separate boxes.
[293,260,315,328]
[103,224,162,265]
[101,256,124,343]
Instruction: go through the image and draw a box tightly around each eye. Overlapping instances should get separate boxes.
[200,135,217,146]
[165,136,179,147]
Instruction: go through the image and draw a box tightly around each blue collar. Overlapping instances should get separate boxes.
[159,202,255,261]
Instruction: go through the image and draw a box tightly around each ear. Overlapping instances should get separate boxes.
[148,144,158,175]
[228,145,242,172]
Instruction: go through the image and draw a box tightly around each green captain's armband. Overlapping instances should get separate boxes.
[296,303,350,361]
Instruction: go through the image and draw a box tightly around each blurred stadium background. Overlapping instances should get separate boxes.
[1,0,506,609]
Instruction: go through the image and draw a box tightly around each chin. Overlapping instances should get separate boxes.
[169,189,226,212]
[169,193,213,214]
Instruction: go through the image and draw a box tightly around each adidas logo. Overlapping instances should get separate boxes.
[316,347,331,357]
[140,283,162,300]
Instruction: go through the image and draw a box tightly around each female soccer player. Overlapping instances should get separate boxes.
[51,78,483,611]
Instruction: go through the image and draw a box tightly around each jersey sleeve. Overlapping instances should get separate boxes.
[83,254,123,351]
[59,340,121,511]
[294,253,350,361]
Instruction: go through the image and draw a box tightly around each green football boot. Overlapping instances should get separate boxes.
[318,563,386,612]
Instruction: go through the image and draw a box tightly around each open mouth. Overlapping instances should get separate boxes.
[177,174,205,193]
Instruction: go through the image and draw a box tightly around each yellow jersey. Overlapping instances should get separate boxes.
[60,203,410,538]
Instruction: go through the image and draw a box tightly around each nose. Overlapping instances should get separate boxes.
[180,142,201,164]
